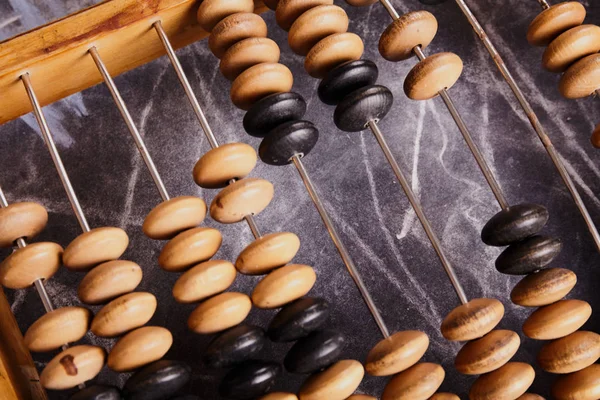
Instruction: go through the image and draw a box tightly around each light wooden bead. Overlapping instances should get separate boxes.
[91,292,157,337]
[236,232,301,274]
[429,394,460,400]
[305,33,364,79]
[379,11,438,62]
[538,331,600,374]
[188,292,252,334]
[559,53,600,99]
[231,62,294,110]
[78,260,143,305]
[107,326,173,372]
[591,123,600,149]
[193,143,257,188]
[210,178,274,223]
[220,37,281,81]
[552,364,600,400]
[288,5,349,56]
[523,299,592,340]
[404,52,463,101]
[299,360,364,400]
[197,0,255,32]
[0,202,47,248]
[441,298,504,341]
[40,345,105,390]
[346,396,377,400]
[543,25,600,73]
[470,362,535,400]
[142,196,206,240]
[261,394,299,400]
[511,268,577,307]
[275,0,333,31]
[365,330,429,376]
[344,0,377,7]
[158,227,222,272]
[252,264,316,309]
[527,2,586,46]
[24,307,91,352]
[172,259,237,303]
[455,330,520,375]
[0,242,62,289]
[382,363,445,400]
[209,13,267,59]
[516,395,545,400]
[63,227,129,270]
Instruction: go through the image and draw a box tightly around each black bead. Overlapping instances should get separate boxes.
[259,120,319,165]
[283,330,345,374]
[70,385,121,400]
[243,92,307,137]
[318,60,379,105]
[495,235,562,275]
[334,85,394,132]
[268,297,330,342]
[123,360,191,400]
[203,324,266,368]
[481,203,549,246]
[219,360,281,399]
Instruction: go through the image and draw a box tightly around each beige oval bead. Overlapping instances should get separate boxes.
[379,11,438,62]
[455,330,520,375]
[591,123,600,149]
[552,364,600,400]
[142,196,207,240]
[108,326,173,372]
[91,292,157,337]
[516,395,545,400]
[220,37,281,81]
[543,25,600,73]
[382,363,445,400]
[365,330,429,376]
[288,5,349,56]
[538,331,600,374]
[40,345,105,390]
[470,362,535,400]
[197,0,254,32]
[172,260,237,303]
[441,298,504,341]
[194,143,257,188]
[236,232,301,275]
[527,2,586,46]
[252,264,316,309]
[209,13,267,59]
[511,268,577,307]
[404,52,463,100]
[24,307,91,352]
[78,260,143,305]
[299,360,364,400]
[275,0,333,31]
[346,396,377,400]
[0,241,62,289]
[559,53,600,99]
[63,227,129,270]
[188,292,251,334]
[158,227,223,272]
[210,178,274,223]
[429,394,460,400]
[261,394,299,400]
[523,299,592,340]
[0,202,47,248]
[231,62,293,110]
[305,33,364,79]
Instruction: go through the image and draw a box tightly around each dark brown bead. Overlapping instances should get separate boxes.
[496,235,562,275]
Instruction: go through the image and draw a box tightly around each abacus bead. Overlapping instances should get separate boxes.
[404,52,463,100]
[275,0,333,31]
[123,360,192,400]
[236,232,301,275]
[299,360,364,400]
[591,123,600,149]
[244,92,307,137]
[481,203,549,246]
[268,297,330,342]
[261,394,298,400]
[288,5,349,56]
[143,196,207,240]
[259,120,319,165]
[543,25,600,73]
[78,260,143,304]
[382,363,445,400]
[0,242,62,289]
[365,330,429,376]
[197,0,254,32]
[305,33,364,79]
[318,60,379,105]
[188,292,252,334]
[552,364,600,400]
[193,143,257,188]
[428,395,460,400]
[91,292,157,337]
[469,362,535,400]
[344,0,377,6]
[173,260,236,303]
[527,2,586,46]
[210,178,274,223]
[284,330,346,374]
[40,345,106,390]
[209,13,268,59]
[231,63,294,110]
[63,227,129,270]
[538,331,600,374]
[221,38,281,81]
[252,264,317,309]
[333,85,393,132]
[24,307,91,352]
[0,202,47,247]
[516,395,545,400]
[203,324,266,368]
[158,227,222,272]
[379,11,438,62]
[220,361,281,399]
[455,330,520,375]
[511,268,577,307]
[347,396,377,400]
[559,53,600,99]
[495,235,562,275]
[441,298,504,341]
[70,385,121,400]
[523,299,592,340]
[108,326,173,372]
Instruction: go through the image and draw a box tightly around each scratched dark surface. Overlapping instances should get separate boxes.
[0,0,599,399]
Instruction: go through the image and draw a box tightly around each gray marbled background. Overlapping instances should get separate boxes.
[1,0,599,398]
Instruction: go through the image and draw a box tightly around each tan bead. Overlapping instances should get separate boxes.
[552,364,600,400]
[236,232,301,274]
[24,307,91,352]
[527,2,586,46]
[40,345,105,390]
[365,330,429,376]
[543,25,600,73]
[0,202,47,247]
[172,259,237,303]
[470,362,535,400]
[142,196,207,240]
[441,298,504,341]
[288,5,349,56]
[299,360,364,400]
[382,363,445,400]
[91,292,157,337]
[0,242,62,289]
[107,326,173,372]
[455,330,520,375]
[197,0,254,32]
[511,268,577,307]
[559,53,600,99]
[63,227,129,270]
[516,395,545,400]
[210,178,274,223]
[220,37,281,81]
[523,299,591,340]
[343,0,377,7]
[305,33,364,79]
[591,123,600,149]
[379,11,438,62]
[231,62,293,110]
[158,227,222,272]
[209,13,267,59]
[429,394,460,400]
[275,0,333,31]
[188,292,251,334]
[404,52,463,101]
[538,331,600,374]
[260,394,299,400]
[252,264,316,309]
[193,143,257,188]
[346,396,377,400]
[78,260,143,305]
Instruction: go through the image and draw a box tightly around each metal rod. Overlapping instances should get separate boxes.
[291,155,390,338]
[89,46,170,202]
[244,215,263,239]
[537,0,551,10]
[368,121,469,304]
[33,279,55,313]
[21,73,91,233]
[379,0,399,20]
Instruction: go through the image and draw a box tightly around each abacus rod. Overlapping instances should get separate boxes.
[379,0,400,20]
[537,0,551,9]
[89,46,171,202]
[244,214,263,239]
[291,154,391,338]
